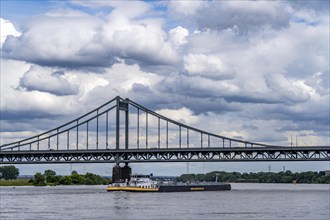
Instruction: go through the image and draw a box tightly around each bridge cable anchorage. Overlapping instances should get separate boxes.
[0,96,329,163]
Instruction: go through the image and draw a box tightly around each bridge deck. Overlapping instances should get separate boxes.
[1,146,329,164]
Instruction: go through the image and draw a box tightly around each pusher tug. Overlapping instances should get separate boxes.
[107,174,231,192]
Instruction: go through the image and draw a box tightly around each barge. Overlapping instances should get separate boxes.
[107,174,231,192]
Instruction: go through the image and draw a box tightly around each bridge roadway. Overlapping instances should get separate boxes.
[0,146,329,164]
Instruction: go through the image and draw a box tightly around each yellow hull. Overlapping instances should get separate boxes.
[107,186,159,192]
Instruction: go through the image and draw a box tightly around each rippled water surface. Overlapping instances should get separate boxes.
[1,183,329,220]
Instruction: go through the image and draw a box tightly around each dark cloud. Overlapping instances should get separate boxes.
[275,121,329,133]
[188,1,290,34]
[288,0,330,12]
[131,83,152,93]
[242,124,258,130]
[19,67,79,96]
[224,95,280,104]
[158,74,238,99]
[2,37,118,69]
[261,104,329,128]
[135,93,240,115]
[0,110,61,121]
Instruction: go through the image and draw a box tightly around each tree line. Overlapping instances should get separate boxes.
[30,170,111,186]
[0,166,110,186]
[1,165,329,184]
[177,170,330,184]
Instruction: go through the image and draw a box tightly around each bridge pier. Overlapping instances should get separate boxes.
[112,163,131,183]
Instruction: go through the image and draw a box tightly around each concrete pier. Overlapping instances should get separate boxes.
[112,164,131,183]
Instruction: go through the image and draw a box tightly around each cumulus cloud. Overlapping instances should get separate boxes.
[2,11,105,67]
[1,90,78,120]
[156,107,199,125]
[183,53,235,79]
[96,16,177,66]
[264,73,310,104]
[2,6,178,68]
[168,1,203,17]
[160,74,239,99]
[19,66,79,96]
[0,18,21,46]
[304,72,329,96]
[169,26,189,47]
[171,1,290,34]
[0,60,107,121]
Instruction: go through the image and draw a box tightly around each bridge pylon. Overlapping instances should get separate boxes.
[112,163,131,183]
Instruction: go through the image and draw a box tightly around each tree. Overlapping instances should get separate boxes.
[44,169,56,177]
[33,172,46,186]
[60,176,72,185]
[0,165,19,180]
[85,173,109,185]
[71,171,78,175]
[44,169,57,183]
[71,172,85,184]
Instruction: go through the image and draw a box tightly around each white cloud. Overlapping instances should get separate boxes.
[90,14,178,66]
[168,1,202,17]
[0,59,107,119]
[1,89,77,117]
[2,10,103,67]
[183,53,235,79]
[304,72,329,96]
[19,66,79,96]
[0,18,21,46]
[2,7,178,67]
[264,73,310,104]
[156,107,199,125]
[169,26,189,47]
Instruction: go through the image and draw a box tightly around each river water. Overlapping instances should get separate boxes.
[0,183,329,220]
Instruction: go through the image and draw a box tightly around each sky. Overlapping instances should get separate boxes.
[0,0,329,176]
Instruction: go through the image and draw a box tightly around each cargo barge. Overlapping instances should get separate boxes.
[107,174,231,192]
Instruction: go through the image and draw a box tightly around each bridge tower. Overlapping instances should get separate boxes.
[112,163,131,183]
[112,97,131,183]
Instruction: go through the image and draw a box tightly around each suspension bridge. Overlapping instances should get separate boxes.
[0,96,329,165]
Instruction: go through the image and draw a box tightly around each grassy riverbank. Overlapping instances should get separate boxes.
[0,178,33,186]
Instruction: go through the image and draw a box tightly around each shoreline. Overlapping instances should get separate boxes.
[1,180,329,187]
[0,178,109,187]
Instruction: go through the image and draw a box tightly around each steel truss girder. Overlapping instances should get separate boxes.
[0,147,329,164]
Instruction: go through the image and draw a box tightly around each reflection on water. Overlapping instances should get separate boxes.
[0,184,329,220]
